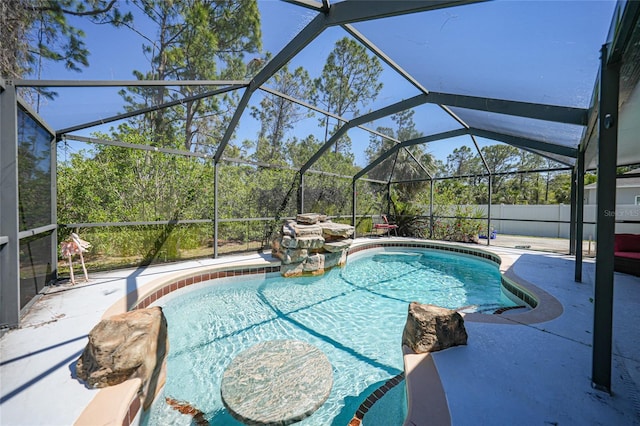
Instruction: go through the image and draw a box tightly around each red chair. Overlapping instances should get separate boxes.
[373,215,398,237]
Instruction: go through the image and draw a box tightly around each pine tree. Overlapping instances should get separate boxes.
[313,37,383,153]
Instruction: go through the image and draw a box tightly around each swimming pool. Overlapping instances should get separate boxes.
[142,247,517,425]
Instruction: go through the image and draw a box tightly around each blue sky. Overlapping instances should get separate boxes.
[31,0,616,168]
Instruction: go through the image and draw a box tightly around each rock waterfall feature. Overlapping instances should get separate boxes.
[271,213,354,277]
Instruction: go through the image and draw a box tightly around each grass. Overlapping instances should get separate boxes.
[56,240,265,277]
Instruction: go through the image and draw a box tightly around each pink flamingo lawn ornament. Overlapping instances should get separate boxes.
[60,233,91,284]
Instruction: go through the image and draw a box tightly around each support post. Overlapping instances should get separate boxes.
[575,150,585,282]
[50,135,58,282]
[569,168,577,255]
[470,134,491,246]
[213,161,219,259]
[386,183,391,216]
[429,179,434,239]
[298,172,305,215]
[352,179,357,235]
[592,43,620,393]
[487,176,492,246]
[0,81,20,327]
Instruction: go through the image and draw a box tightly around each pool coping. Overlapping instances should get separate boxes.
[73,239,565,426]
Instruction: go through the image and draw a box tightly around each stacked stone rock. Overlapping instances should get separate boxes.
[272,213,354,277]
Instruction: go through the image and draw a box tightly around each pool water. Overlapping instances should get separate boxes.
[142,248,516,425]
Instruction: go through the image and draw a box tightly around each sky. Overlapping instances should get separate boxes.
[28,0,617,168]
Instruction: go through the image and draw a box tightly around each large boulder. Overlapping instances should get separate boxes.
[76,307,169,409]
[402,302,467,353]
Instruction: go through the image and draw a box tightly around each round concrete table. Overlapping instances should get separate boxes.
[220,340,333,425]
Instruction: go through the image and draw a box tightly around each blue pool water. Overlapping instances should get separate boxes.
[143,248,516,425]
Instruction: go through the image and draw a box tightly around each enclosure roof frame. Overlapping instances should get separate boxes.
[14,0,599,183]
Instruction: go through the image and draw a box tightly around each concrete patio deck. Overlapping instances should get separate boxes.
[0,239,638,425]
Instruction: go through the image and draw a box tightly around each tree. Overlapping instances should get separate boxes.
[57,129,215,262]
[364,109,433,211]
[119,0,261,151]
[515,151,544,203]
[436,145,484,204]
[387,110,432,199]
[445,146,481,177]
[250,64,314,164]
[366,110,430,182]
[313,37,383,153]
[480,144,520,202]
[549,173,571,204]
[286,134,357,214]
[56,1,265,265]
[1,0,131,105]
[365,126,395,181]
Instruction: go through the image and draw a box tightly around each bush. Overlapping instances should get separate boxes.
[431,205,483,243]
[390,202,429,238]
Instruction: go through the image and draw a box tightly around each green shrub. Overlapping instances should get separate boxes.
[432,205,483,243]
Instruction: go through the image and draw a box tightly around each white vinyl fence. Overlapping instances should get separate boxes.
[433,204,640,240]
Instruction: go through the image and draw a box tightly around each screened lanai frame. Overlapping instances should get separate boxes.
[1,0,639,395]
